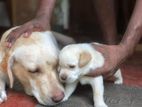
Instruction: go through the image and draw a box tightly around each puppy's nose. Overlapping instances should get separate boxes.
[52,91,64,103]
[60,75,67,81]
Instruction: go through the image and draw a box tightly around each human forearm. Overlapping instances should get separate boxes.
[36,0,56,22]
[120,0,142,55]
[87,0,142,77]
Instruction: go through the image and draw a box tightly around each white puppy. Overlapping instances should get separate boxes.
[0,27,76,105]
[58,43,123,107]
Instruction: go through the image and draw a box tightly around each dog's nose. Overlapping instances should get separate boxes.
[60,75,67,81]
[52,91,64,103]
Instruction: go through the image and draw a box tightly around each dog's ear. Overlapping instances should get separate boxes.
[79,51,92,68]
[7,56,14,88]
[1,54,14,88]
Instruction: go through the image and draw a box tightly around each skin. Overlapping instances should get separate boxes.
[88,0,142,77]
[5,0,142,77]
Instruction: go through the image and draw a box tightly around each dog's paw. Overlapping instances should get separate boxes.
[0,90,7,104]
[95,103,108,107]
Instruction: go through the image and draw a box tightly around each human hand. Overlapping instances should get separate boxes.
[87,43,130,78]
[5,15,50,48]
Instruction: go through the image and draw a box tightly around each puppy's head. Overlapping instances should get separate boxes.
[58,44,92,83]
[7,46,64,105]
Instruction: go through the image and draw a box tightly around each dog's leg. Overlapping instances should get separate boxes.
[0,71,7,103]
[63,81,78,102]
[90,76,107,107]
[114,69,123,84]
[0,50,7,103]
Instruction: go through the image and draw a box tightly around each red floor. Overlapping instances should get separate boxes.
[122,51,142,87]
[0,52,142,107]
[0,90,36,107]
[122,65,142,87]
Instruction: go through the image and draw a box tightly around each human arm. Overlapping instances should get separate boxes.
[5,0,56,48]
[87,0,142,77]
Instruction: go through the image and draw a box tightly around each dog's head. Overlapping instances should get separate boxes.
[1,31,65,105]
[11,46,64,105]
[58,44,92,83]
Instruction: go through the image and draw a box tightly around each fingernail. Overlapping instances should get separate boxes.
[5,42,8,46]
[6,43,11,48]
[9,43,12,48]
[23,32,28,37]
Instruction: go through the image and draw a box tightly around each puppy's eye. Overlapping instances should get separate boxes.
[29,68,40,73]
[68,65,75,69]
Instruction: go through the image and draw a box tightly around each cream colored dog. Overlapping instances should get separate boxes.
[0,27,75,105]
[58,43,123,107]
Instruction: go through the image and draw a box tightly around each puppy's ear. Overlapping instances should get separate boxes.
[79,51,92,68]
[1,54,14,88]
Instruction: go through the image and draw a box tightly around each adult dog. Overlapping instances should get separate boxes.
[58,43,123,107]
[0,27,74,105]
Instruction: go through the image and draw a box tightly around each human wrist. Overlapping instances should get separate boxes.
[30,14,50,30]
[36,9,49,19]
[119,42,134,58]
[119,22,142,57]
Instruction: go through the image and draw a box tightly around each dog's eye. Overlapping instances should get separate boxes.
[46,61,51,65]
[68,65,75,69]
[58,67,61,72]
[29,68,40,73]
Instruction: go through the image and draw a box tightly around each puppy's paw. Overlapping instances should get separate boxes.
[114,69,123,85]
[95,103,108,107]
[114,79,123,85]
[0,90,7,104]
[62,96,69,102]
